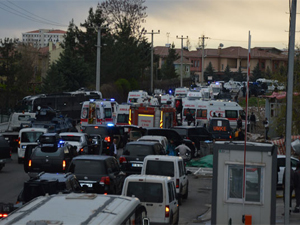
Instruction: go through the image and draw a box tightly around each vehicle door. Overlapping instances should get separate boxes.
[178,159,188,194]
[168,181,179,223]
[111,157,125,194]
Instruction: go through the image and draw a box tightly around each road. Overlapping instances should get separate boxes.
[0,151,212,225]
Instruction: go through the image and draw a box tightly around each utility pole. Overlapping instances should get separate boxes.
[146,30,160,94]
[176,35,188,87]
[199,35,209,84]
[95,25,106,92]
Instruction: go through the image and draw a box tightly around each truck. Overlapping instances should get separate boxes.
[129,103,177,128]
[0,193,149,224]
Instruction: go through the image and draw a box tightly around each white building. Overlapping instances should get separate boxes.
[22,29,66,48]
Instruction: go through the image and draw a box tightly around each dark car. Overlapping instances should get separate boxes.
[208,118,233,141]
[27,142,78,175]
[0,135,11,171]
[81,125,125,155]
[119,141,166,175]
[145,128,196,157]
[16,172,82,206]
[171,126,215,157]
[67,155,126,194]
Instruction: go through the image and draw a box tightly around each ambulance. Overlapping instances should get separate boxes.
[127,90,149,103]
[209,82,222,99]
[192,100,245,129]
[80,99,118,128]
[160,94,175,107]
[174,87,189,98]
[116,104,131,125]
[180,98,199,126]
[186,90,202,100]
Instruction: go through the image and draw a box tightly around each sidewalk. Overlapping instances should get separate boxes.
[276,190,300,224]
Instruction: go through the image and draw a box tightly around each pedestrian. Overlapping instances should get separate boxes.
[218,113,222,117]
[293,162,300,213]
[250,112,256,133]
[237,127,245,140]
[213,112,217,117]
[109,138,118,158]
[186,109,194,126]
[263,117,269,140]
[166,139,176,156]
[237,115,242,129]
[282,164,295,215]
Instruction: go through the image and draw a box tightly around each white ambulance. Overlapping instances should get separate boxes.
[116,103,131,125]
[193,100,245,129]
[174,87,189,98]
[160,94,175,107]
[209,82,222,99]
[127,90,149,103]
[186,90,202,100]
[80,99,118,128]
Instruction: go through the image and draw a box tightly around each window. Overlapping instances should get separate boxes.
[146,161,174,177]
[126,182,163,203]
[168,182,175,202]
[196,109,207,118]
[225,110,238,119]
[227,164,263,203]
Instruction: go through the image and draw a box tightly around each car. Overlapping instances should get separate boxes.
[81,124,125,155]
[67,155,126,194]
[27,141,78,176]
[171,126,214,157]
[141,155,189,205]
[277,155,299,186]
[86,134,103,155]
[16,172,82,207]
[119,141,166,176]
[137,135,168,152]
[59,132,89,154]
[145,128,197,157]
[207,118,233,141]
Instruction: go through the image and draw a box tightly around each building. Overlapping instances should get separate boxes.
[22,29,66,48]
[154,45,288,83]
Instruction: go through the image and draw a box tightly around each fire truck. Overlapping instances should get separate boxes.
[80,99,118,128]
[128,103,177,128]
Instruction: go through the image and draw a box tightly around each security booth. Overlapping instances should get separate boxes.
[211,141,277,225]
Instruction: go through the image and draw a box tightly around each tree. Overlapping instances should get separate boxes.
[223,65,231,82]
[204,62,214,82]
[251,62,262,82]
[42,63,66,94]
[160,43,179,80]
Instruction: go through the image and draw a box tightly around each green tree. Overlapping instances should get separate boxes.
[42,63,66,93]
[160,43,179,80]
[251,62,262,82]
[204,62,214,82]
[223,65,231,82]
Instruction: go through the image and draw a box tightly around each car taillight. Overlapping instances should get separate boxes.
[100,176,110,185]
[104,136,111,142]
[176,179,179,188]
[18,137,20,148]
[80,148,84,153]
[28,160,32,168]
[165,205,170,217]
[229,135,232,139]
[62,160,66,170]
[119,156,127,164]
[0,213,8,218]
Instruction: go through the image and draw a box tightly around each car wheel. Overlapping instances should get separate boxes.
[183,182,189,199]
[174,207,179,225]
[178,191,183,205]
[169,211,173,225]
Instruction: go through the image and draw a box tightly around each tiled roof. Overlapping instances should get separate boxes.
[48,30,66,34]
[38,46,49,55]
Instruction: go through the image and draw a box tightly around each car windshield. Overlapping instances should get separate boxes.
[21,132,44,143]
[60,136,81,142]
[126,182,163,203]
[69,160,106,175]
[145,161,174,177]
[125,145,154,156]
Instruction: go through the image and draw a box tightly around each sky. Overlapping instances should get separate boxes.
[0,0,298,50]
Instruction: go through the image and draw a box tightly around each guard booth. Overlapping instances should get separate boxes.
[211,141,277,225]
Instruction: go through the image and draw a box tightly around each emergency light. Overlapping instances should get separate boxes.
[107,123,114,127]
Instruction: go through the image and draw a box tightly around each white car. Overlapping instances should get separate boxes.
[137,135,168,152]
[59,132,89,154]
[277,155,299,185]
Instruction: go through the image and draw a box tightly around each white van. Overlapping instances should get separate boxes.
[122,174,179,224]
[127,90,149,103]
[6,112,36,131]
[17,128,48,164]
[0,193,149,225]
[137,135,168,151]
[141,155,189,205]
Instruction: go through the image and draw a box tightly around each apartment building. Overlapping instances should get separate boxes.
[22,29,66,48]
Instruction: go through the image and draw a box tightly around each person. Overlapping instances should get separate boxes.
[237,115,242,129]
[166,139,176,156]
[250,112,256,133]
[293,162,300,213]
[175,143,191,161]
[237,127,245,140]
[218,113,222,117]
[234,92,239,103]
[242,84,246,97]
[186,109,194,126]
[212,112,217,117]
[109,138,118,158]
[263,117,269,140]
[282,164,295,215]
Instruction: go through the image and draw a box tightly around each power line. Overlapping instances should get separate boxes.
[6,0,67,27]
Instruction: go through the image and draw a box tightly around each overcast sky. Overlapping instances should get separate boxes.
[0,0,297,50]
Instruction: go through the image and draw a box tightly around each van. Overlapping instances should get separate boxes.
[0,193,149,225]
[141,155,189,205]
[17,128,48,164]
[6,112,36,132]
[127,90,149,103]
[137,135,168,152]
[122,174,179,224]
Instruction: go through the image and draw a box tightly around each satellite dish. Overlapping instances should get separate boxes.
[219,43,224,48]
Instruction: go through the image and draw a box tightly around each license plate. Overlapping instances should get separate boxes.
[80,183,93,188]
[132,163,142,167]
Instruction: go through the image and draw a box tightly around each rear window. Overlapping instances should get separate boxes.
[209,120,230,132]
[34,148,61,156]
[69,160,106,175]
[125,145,154,156]
[21,132,44,143]
[145,160,174,177]
[126,182,163,203]
[60,136,81,142]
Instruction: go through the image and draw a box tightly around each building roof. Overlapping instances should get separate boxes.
[48,30,66,34]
